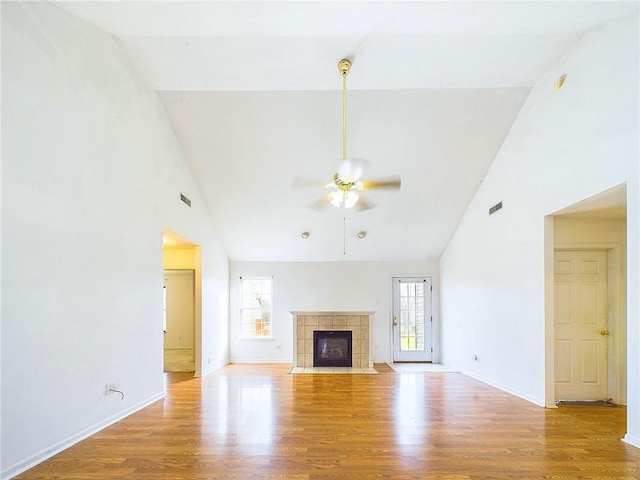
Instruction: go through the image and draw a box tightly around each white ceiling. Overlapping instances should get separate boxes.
[56,1,636,262]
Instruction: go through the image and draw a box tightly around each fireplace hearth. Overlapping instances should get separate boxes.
[313,330,352,367]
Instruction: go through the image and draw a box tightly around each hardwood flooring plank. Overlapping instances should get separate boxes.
[15,364,639,479]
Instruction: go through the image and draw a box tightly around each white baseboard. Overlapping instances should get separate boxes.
[461,370,545,407]
[2,391,165,480]
[622,433,640,448]
[197,360,228,377]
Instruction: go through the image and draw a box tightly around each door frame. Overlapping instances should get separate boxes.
[545,236,625,406]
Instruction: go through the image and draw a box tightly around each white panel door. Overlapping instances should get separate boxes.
[554,250,608,400]
[392,277,433,362]
[164,270,195,349]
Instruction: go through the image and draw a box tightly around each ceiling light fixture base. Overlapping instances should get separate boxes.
[338,59,351,77]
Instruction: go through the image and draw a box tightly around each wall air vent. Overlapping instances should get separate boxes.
[489,201,502,215]
[180,193,192,207]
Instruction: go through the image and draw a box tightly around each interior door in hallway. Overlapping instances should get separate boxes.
[392,277,432,362]
[164,270,195,350]
[554,250,609,401]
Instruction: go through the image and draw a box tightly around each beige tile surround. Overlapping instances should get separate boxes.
[291,312,374,368]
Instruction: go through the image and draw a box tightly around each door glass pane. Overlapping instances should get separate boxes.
[399,281,425,351]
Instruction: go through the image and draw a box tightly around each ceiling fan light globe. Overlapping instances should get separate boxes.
[344,191,359,208]
[331,190,344,207]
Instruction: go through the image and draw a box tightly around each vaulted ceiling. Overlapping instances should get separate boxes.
[56,1,636,262]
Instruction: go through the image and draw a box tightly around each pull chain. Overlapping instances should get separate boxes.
[343,217,347,255]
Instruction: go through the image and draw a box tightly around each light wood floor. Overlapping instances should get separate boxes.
[16,364,638,479]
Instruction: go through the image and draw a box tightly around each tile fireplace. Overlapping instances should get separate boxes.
[291,311,374,368]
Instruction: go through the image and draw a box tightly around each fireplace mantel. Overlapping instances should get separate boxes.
[290,311,375,316]
[291,311,374,368]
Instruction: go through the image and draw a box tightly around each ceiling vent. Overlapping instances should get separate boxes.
[180,193,192,207]
[489,201,503,215]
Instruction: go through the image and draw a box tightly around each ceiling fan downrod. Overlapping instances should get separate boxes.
[338,59,351,162]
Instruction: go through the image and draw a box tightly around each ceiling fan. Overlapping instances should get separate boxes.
[293,58,401,211]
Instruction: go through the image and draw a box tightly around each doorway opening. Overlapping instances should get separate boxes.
[545,184,627,407]
[163,269,195,372]
[163,228,202,376]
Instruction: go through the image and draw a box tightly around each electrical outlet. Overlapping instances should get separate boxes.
[106,383,116,395]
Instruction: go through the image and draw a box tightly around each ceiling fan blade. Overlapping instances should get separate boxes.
[309,194,333,210]
[292,177,329,189]
[355,196,375,212]
[360,177,402,190]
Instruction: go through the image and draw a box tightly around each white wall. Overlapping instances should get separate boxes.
[1,3,229,477]
[440,17,639,445]
[229,261,439,364]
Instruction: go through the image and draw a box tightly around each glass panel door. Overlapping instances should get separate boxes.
[392,277,432,362]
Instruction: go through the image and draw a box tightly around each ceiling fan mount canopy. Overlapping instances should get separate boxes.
[338,58,351,77]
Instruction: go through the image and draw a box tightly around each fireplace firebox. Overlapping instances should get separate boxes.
[313,330,352,367]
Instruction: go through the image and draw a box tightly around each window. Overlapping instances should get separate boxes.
[240,277,273,338]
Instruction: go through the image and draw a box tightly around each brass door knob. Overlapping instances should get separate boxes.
[600,329,610,336]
